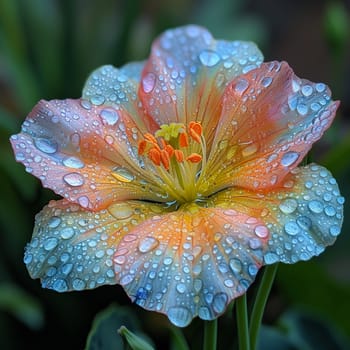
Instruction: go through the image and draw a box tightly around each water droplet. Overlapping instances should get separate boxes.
[63,156,85,169]
[301,85,313,97]
[176,283,186,294]
[60,227,74,239]
[281,152,299,167]
[248,264,258,276]
[100,108,119,126]
[315,83,326,92]
[72,278,86,291]
[199,50,220,67]
[212,292,228,313]
[61,263,73,275]
[24,253,33,264]
[120,274,134,285]
[63,172,84,187]
[34,138,58,154]
[279,198,298,214]
[308,200,323,213]
[91,95,105,106]
[142,72,156,93]
[233,78,249,94]
[52,278,68,292]
[44,237,58,251]
[242,144,258,157]
[329,225,341,236]
[254,225,269,238]
[199,306,211,320]
[112,167,135,183]
[261,76,272,87]
[230,258,242,273]
[264,252,279,264]
[80,99,91,110]
[284,221,300,236]
[138,237,159,253]
[78,196,90,208]
[224,279,234,287]
[324,205,336,216]
[48,216,61,229]
[296,216,312,230]
[109,203,134,219]
[168,306,192,327]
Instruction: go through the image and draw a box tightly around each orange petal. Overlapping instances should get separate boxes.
[10,99,168,210]
[139,25,263,144]
[113,204,266,326]
[202,62,339,195]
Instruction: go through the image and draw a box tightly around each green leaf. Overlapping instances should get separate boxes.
[118,326,155,350]
[0,282,44,330]
[85,304,147,350]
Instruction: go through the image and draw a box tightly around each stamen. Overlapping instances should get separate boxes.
[174,149,184,163]
[187,153,202,163]
[148,148,161,166]
[189,121,202,143]
[138,140,147,155]
[179,132,189,148]
[160,149,170,170]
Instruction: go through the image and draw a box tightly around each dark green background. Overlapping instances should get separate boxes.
[0,0,349,349]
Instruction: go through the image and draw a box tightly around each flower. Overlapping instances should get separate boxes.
[10,25,344,327]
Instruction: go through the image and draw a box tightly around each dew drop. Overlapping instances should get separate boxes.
[109,203,134,219]
[254,225,269,238]
[241,144,258,157]
[296,216,312,230]
[80,99,91,110]
[308,200,323,214]
[34,138,58,154]
[100,108,119,126]
[229,258,242,273]
[264,252,279,264]
[112,167,135,182]
[138,237,159,253]
[284,221,300,236]
[279,198,298,214]
[168,306,192,327]
[63,156,85,169]
[233,78,249,94]
[48,216,61,229]
[72,278,86,291]
[281,152,299,167]
[329,225,341,237]
[199,50,220,67]
[52,278,68,292]
[60,227,75,239]
[199,306,211,320]
[176,283,186,294]
[63,173,85,187]
[248,264,258,276]
[301,85,313,97]
[78,196,89,208]
[91,95,105,106]
[142,72,156,93]
[261,76,272,87]
[44,237,58,251]
[212,292,228,313]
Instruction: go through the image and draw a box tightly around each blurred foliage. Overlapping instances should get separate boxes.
[0,0,349,349]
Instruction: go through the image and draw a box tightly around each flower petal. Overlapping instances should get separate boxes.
[112,204,267,327]
[139,25,263,139]
[24,199,171,292]
[10,99,169,210]
[82,62,146,127]
[210,164,344,264]
[202,61,339,194]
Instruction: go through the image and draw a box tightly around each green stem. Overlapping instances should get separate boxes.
[203,319,217,350]
[236,293,250,350]
[249,264,279,350]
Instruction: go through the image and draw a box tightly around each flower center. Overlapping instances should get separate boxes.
[138,122,207,203]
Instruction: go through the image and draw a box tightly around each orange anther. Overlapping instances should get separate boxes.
[148,147,161,166]
[179,132,189,148]
[160,149,170,170]
[160,138,167,149]
[187,153,202,163]
[174,149,184,163]
[165,144,174,157]
[138,140,147,155]
[189,122,202,143]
